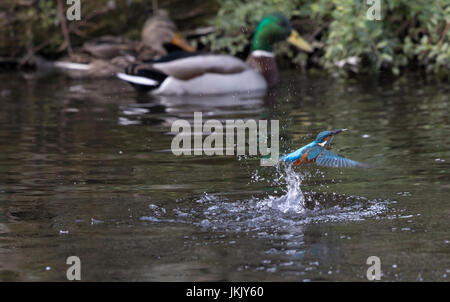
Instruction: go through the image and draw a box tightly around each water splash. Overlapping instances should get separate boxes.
[143,192,392,235]
[269,163,306,214]
[139,163,393,234]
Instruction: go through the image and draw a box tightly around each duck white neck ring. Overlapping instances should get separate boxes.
[251,50,275,58]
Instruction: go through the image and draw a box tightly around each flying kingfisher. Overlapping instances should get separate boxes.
[281,129,368,168]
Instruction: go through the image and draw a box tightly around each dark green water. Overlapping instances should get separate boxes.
[0,71,448,281]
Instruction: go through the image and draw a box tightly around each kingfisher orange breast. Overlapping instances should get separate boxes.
[293,151,315,166]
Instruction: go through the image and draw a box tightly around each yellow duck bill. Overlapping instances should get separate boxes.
[287,30,313,53]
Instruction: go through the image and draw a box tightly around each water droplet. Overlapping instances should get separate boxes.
[417,273,423,281]
[266,267,277,273]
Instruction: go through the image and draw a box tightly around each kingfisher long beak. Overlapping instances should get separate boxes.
[332,128,348,135]
[287,30,313,53]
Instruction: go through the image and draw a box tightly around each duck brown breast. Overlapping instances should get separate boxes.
[246,55,279,88]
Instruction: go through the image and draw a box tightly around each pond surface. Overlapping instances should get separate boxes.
[0,71,448,281]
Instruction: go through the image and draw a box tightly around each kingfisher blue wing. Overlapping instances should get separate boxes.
[314,148,368,168]
[306,146,324,161]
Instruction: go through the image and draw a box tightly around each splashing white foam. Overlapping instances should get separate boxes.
[269,163,306,214]
[139,163,393,234]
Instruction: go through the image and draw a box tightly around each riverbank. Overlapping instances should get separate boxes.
[0,0,448,79]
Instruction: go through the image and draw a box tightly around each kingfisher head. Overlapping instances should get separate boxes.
[314,129,347,147]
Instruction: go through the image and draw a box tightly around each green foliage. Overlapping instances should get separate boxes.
[1,0,448,77]
[200,0,293,55]
[0,0,151,58]
[202,0,450,76]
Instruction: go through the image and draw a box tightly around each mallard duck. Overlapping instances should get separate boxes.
[117,13,312,95]
[52,10,195,79]
[138,9,195,61]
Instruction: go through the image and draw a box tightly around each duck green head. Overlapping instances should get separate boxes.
[252,13,312,53]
